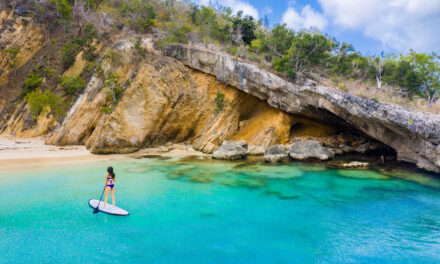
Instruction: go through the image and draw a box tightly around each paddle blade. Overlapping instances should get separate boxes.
[93,207,100,214]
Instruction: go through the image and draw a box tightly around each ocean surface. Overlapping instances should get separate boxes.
[1,157,440,263]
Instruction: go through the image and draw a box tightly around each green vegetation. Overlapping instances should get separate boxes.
[1,47,20,69]
[214,92,228,113]
[61,38,83,68]
[25,89,67,119]
[23,73,43,95]
[19,0,440,108]
[102,73,123,113]
[52,0,72,21]
[60,75,86,97]
[61,24,99,68]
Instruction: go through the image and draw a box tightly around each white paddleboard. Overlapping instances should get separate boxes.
[89,199,130,216]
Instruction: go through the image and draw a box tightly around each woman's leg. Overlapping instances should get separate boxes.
[103,187,110,208]
[111,187,116,207]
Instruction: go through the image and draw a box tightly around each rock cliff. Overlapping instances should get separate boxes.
[164,44,440,173]
[46,40,332,154]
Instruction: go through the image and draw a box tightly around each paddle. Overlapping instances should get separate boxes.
[93,187,106,214]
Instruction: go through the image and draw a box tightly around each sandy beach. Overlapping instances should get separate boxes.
[0,137,205,170]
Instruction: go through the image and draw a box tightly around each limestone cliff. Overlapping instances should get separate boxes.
[164,44,440,173]
[46,40,336,154]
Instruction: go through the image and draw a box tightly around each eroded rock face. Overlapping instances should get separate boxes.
[289,140,334,161]
[45,40,338,154]
[164,44,440,173]
[264,145,290,163]
[212,141,248,160]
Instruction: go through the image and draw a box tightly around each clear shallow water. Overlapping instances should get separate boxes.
[1,157,440,263]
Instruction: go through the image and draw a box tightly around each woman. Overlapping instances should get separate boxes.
[103,166,116,209]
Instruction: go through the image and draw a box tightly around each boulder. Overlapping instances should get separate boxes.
[212,141,248,160]
[248,145,265,155]
[289,140,334,160]
[264,145,290,163]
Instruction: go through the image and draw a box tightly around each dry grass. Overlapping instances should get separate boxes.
[320,78,440,115]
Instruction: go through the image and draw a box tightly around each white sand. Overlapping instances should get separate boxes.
[0,137,206,170]
[0,137,122,170]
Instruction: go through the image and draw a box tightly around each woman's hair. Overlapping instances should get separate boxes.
[107,166,116,179]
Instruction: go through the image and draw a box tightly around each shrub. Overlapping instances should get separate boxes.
[214,91,228,112]
[2,47,20,69]
[102,49,122,66]
[133,37,146,59]
[53,0,72,21]
[25,89,67,119]
[102,73,123,113]
[23,73,43,95]
[60,75,86,96]
[44,67,56,78]
[166,22,192,44]
[61,40,82,68]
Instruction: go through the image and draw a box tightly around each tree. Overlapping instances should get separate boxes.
[54,0,72,21]
[407,51,440,105]
[272,31,336,80]
[367,55,385,89]
[232,11,257,45]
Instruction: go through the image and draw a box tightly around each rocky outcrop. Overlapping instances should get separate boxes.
[247,145,265,155]
[264,145,290,163]
[289,140,334,160]
[327,161,369,169]
[164,44,440,173]
[212,141,248,160]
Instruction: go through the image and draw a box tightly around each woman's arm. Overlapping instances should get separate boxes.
[103,174,108,189]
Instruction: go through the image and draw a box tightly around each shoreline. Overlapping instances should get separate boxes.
[0,137,206,170]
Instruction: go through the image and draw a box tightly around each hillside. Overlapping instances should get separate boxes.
[0,1,439,173]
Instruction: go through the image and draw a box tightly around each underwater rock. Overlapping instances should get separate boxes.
[189,175,213,183]
[264,145,290,163]
[289,140,334,161]
[337,170,389,180]
[248,145,265,155]
[327,161,369,169]
[212,141,248,160]
[221,178,266,189]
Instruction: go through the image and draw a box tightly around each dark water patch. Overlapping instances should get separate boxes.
[199,212,217,217]
[264,190,300,200]
[221,178,266,189]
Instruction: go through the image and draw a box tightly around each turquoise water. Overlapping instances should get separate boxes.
[1,157,440,263]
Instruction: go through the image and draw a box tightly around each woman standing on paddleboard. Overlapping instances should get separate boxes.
[103,167,116,209]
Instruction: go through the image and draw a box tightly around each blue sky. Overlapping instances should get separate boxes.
[198,0,440,55]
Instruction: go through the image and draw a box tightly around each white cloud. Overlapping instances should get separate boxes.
[282,5,327,31]
[198,0,259,19]
[318,0,440,52]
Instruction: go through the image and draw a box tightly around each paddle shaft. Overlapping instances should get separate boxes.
[93,187,106,214]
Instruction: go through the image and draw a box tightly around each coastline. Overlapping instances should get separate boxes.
[0,137,206,170]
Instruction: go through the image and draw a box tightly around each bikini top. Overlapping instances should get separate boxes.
[107,175,114,185]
